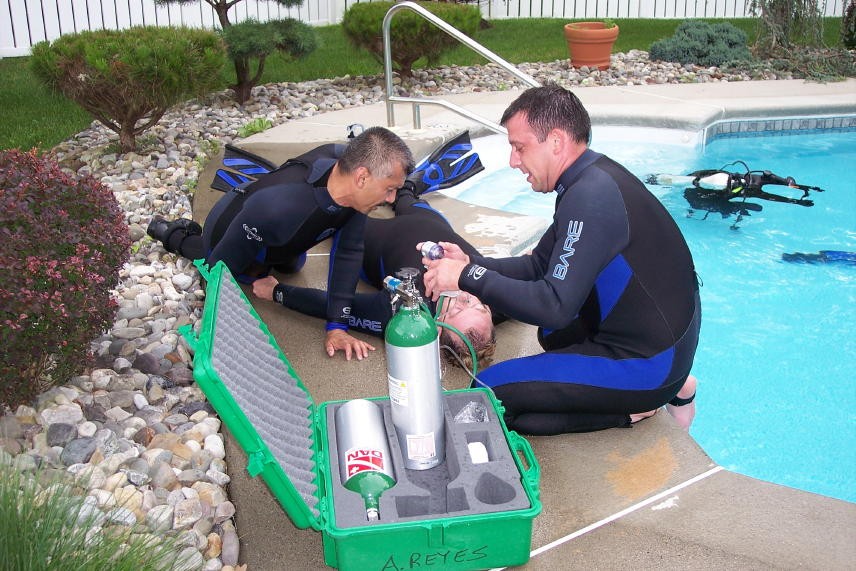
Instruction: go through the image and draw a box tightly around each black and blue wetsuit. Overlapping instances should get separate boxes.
[180,145,366,332]
[459,149,701,434]
[272,192,483,334]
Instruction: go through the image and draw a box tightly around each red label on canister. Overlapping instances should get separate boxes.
[345,448,386,477]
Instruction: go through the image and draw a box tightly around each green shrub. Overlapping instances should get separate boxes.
[842,0,856,48]
[649,20,752,66]
[30,26,226,152]
[342,1,481,78]
[221,18,317,104]
[0,460,184,571]
[0,150,131,410]
[238,117,274,138]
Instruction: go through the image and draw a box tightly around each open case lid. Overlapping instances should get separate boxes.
[180,261,323,531]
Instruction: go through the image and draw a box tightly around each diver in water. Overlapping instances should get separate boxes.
[781,250,856,265]
[646,161,825,229]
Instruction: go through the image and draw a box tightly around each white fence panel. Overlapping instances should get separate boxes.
[1,0,845,57]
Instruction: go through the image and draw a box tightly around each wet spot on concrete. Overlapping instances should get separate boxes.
[605,437,677,500]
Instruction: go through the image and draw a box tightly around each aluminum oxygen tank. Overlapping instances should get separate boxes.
[383,269,445,470]
[334,399,396,521]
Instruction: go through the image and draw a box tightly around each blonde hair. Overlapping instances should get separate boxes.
[439,326,496,371]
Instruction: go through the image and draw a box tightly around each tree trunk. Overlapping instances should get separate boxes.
[119,125,137,153]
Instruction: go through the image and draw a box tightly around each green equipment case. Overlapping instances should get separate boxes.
[181,262,541,570]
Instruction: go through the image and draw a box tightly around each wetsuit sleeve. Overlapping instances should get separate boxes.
[468,232,554,280]
[273,285,392,337]
[207,187,301,272]
[325,213,366,330]
[459,172,630,330]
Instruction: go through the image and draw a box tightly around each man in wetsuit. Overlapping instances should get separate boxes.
[251,187,497,369]
[147,126,414,361]
[423,84,701,434]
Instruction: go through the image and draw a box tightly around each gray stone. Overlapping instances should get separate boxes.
[0,415,23,439]
[174,547,205,571]
[214,501,235,524]
[106,506,137,526]
[92,428,121,456]
[173,497,204,529]
[60,437,97,465]
[164,413,189,427]
[150,460,180,490]
[167,366,195,387]
[81,403,108,423]
[39,403,84,426]
[220,524,240,566]
[113,357,133,373]
[146,504,174,532]
[46,423,78,447]
[112,326,146,340]
[134,352,161,375]
[177,468,208,485]
[0,438,22,455]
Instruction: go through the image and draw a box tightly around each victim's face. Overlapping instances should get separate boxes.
[436,291,492,340]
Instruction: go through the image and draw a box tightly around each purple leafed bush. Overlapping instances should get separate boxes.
[0,149,131,409]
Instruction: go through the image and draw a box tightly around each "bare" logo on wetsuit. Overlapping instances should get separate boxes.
[552,220,583,280]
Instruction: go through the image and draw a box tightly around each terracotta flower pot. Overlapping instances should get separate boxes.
[563,22,620,70]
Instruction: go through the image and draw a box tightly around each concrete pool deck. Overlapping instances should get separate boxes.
[193,79,856,569]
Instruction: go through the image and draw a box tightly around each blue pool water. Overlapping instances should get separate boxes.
[446,127,856,503]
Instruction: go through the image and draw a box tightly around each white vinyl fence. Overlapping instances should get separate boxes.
[1,0,845,57]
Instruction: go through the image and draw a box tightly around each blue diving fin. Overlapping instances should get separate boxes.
[211,169,254,193]
[405,130,485,196]
[211,144,277,192]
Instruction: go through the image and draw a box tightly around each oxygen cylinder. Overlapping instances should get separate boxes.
[384,269,445,470]
[420,241,445,260]
[335,399,396,521]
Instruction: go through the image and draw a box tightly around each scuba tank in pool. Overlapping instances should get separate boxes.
[383,268,445,471]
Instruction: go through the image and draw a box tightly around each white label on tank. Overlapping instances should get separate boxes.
[387,374,408,407]
[406,432,437,460]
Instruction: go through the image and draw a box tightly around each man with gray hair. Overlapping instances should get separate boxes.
[148,126,414,361]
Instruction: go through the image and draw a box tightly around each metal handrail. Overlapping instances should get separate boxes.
[382,1,540,134]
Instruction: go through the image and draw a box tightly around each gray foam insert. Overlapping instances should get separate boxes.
[210,276,320,518]
[325,391,531,529]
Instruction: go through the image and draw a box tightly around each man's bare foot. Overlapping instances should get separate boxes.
[666,375,697,430]
[629,409,657,424]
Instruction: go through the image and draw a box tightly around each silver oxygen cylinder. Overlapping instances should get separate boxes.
[383,268,445,470]
[334,399,396,521]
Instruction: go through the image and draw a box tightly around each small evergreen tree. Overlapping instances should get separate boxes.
[221,18,316,104]
[31,26,226,152]
[342,1,481,78]
[155,0,316,103]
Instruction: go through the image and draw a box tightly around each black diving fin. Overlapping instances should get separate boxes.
[211,144,278,192]
[405,130,485,196]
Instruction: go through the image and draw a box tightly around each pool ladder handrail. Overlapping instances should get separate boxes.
[382,1,541,135]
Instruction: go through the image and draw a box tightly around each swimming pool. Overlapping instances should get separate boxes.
[444,126,856,504]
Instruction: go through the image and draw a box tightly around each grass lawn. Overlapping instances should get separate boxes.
[0,18,845,152]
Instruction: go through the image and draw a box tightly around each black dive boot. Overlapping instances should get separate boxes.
[147,216,202,253]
